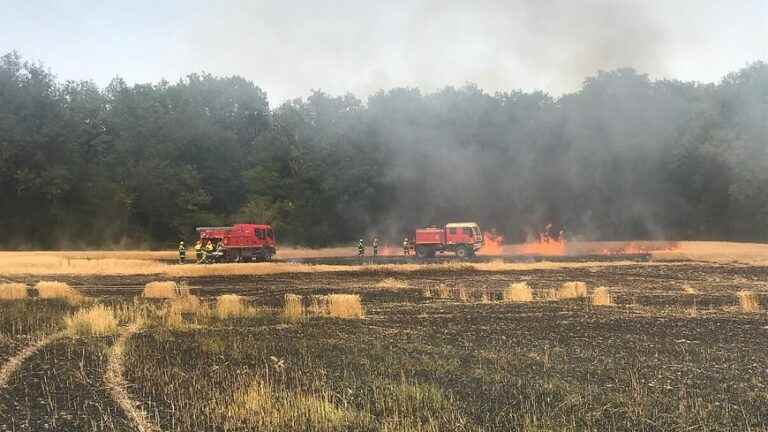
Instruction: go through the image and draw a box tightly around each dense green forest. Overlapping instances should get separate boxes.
[1,51,767,248]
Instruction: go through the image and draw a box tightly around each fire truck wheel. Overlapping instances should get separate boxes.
[456,246,471,258]
[263,250,273,261]
[415,246,430,258]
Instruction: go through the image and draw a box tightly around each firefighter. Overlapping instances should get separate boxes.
[178,241,186,264]
[205,240,214,253]
[357,239,365,256]
[372,237,379,257]
[194,240,202,262]
[403,237,410,256]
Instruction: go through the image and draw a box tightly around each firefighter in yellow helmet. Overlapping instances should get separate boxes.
[194,240,202,262]
[178,241,186,264]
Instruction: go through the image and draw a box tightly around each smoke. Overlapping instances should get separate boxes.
[188,0,676,102]
[402,0,670,95]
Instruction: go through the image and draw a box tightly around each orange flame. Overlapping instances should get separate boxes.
[480,231,504,255]
[518,236,567,256]
[377,245,402,256]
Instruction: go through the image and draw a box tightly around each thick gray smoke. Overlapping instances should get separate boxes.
[183,0,747,103]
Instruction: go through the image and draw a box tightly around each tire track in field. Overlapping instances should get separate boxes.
[106,323,161,432]
[0,331,65,388]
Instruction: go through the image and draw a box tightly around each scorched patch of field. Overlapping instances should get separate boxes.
[1,248,767,431]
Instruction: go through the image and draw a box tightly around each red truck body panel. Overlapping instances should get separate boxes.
[196,224,276,261]
[413,222,483,258]
[415,228,445,245]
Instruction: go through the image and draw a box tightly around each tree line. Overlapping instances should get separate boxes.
[1,50,767,248]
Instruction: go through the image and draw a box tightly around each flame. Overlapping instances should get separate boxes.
[480,231,504,255]
[516,224,567,256]
[377,245,402,256]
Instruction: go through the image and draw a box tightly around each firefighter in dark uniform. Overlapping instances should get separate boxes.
[178,241,186,264]
[372,237,379,257]
[357,239,365,256]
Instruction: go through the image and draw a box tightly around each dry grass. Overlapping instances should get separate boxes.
[168,294,204,314]
[0,253,167,276]
[452,286,469,302]
[543,289,559,301]
[558,281,588,299]
[681,284,698,294]
[327,294,364,318]
[472,288,490,303]
[737,290,762,313]
[216,294,255,319]
[0,283,28,300]
[686,305,699,317]
[283,294,304,321]
[223,379,357,430]
[64,304,118,336]
[652,241,768,265]
[375,278,409,290]
[591,287,614,306]
[434,284,451,299]
[142,281,189,299]
[308,296,329,316]
[502,282,533,302]
[35,281,85,304]
[0,249,690,277]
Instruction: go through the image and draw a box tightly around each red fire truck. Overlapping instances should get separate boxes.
[413,222,483,258]
[196,224,276,262]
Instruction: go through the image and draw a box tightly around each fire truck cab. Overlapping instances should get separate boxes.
[196,224,276,262]
[414,222,483,258]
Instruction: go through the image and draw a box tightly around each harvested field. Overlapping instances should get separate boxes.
[1,242,768,430]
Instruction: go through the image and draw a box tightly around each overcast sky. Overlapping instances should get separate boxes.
[2,0,767,104]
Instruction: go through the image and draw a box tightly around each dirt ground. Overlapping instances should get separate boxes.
[1,243,767,431]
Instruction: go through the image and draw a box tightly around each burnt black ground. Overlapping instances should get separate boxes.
[1,261,768,431]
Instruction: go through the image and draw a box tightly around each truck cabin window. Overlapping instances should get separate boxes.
[255,229,264,240]
[463,227,473,236]
[448,228,457,235]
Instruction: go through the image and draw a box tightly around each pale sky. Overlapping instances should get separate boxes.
[2,0,767,104]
